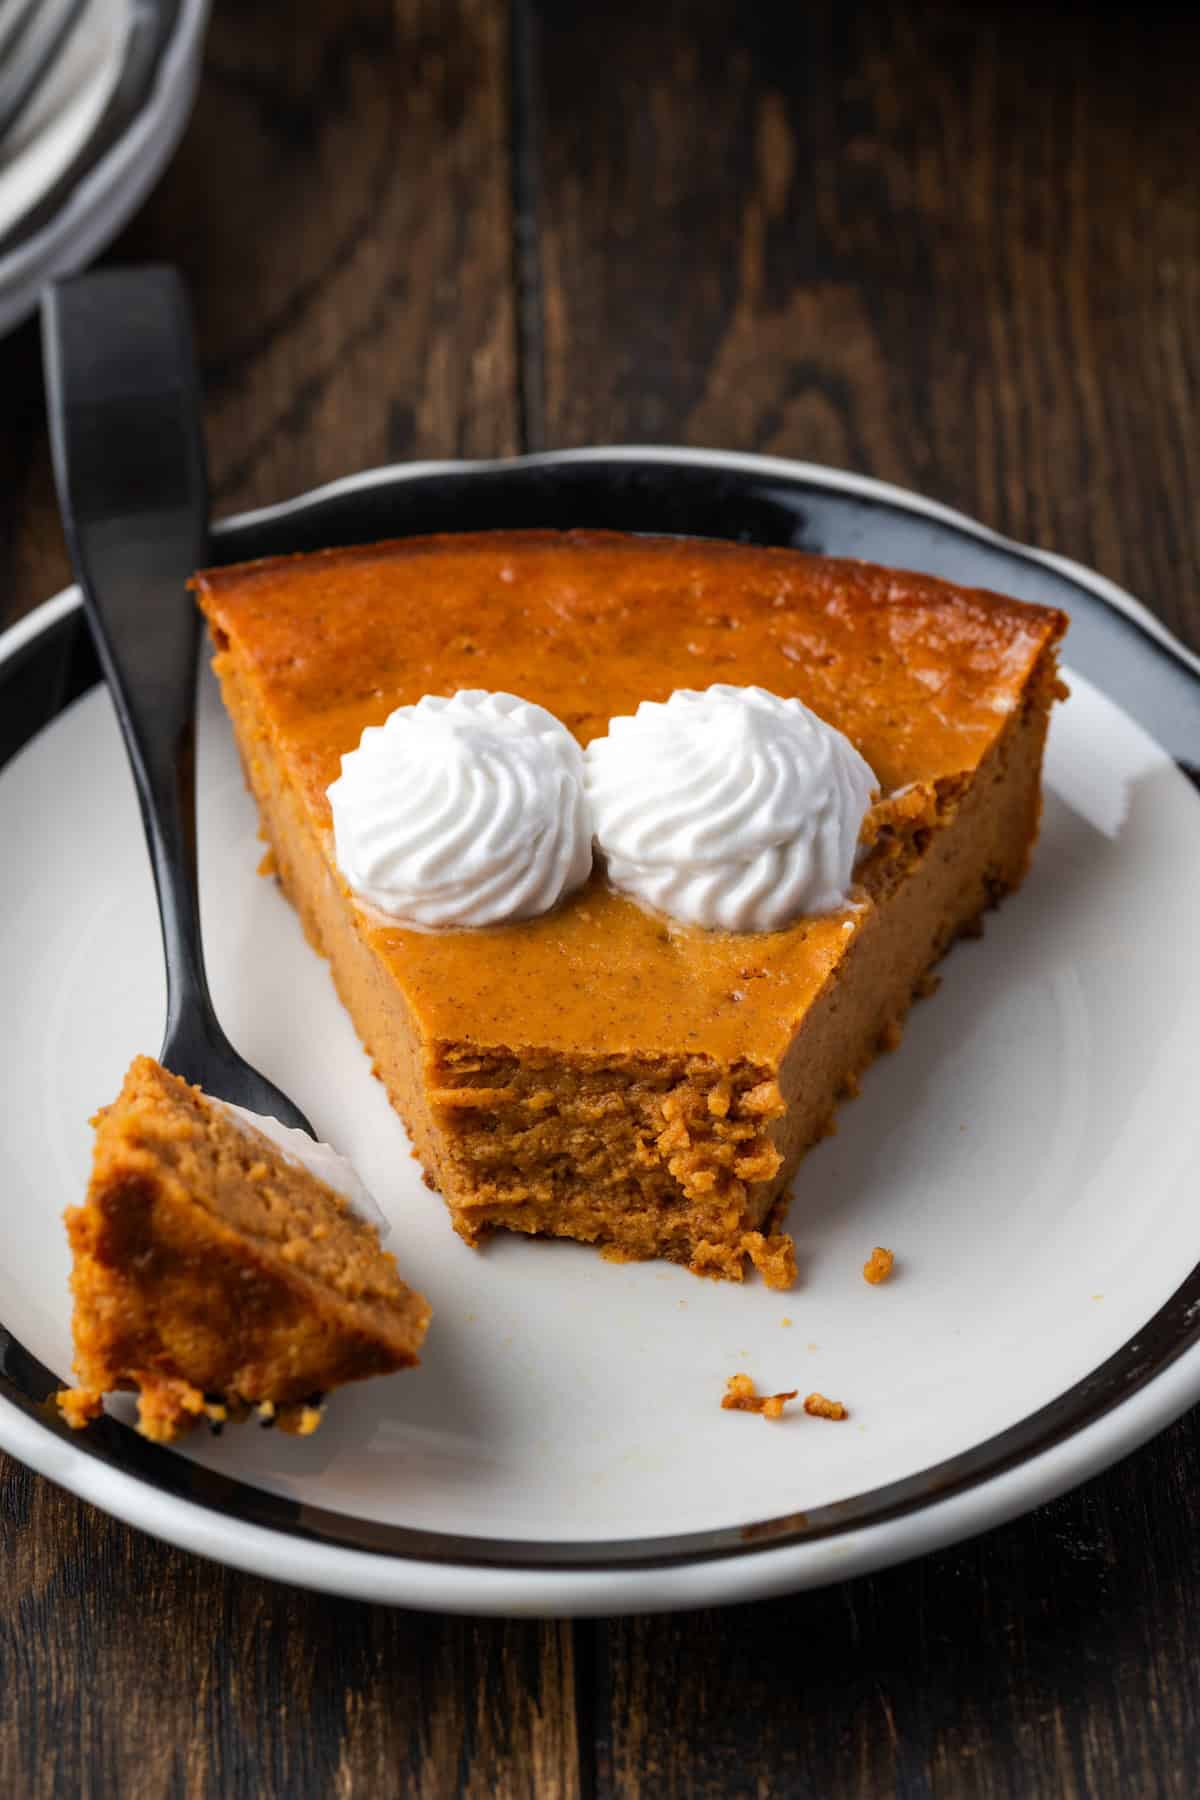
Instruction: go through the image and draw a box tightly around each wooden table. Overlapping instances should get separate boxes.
[2,4,1197,1793]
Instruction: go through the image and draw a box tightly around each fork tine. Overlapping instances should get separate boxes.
[0,0,89,150]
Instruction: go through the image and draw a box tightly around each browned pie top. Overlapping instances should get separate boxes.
[194,531,1067,1064]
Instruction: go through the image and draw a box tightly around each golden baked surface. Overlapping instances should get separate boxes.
[195,529,1066,1064]
[196,528,1056,782]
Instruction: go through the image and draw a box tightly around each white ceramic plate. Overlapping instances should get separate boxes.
[1,450,1198,1617]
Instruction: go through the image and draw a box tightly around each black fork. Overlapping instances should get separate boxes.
[42,265,314,1133]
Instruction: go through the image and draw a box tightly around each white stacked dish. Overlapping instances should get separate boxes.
[0,0,209,336]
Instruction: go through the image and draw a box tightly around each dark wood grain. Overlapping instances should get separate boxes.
[0,0,518,632]
[2,0,1199,1795]
[590,1432,1200,1800]
[0,1455,580,1800]
[530,0,1200,651]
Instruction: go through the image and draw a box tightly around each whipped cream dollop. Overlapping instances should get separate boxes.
[584,684,877,932]
[215,1100,388,1235]
[327,690,593,928]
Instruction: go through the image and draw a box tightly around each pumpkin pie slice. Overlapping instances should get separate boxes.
[60,1056,430,1441]
[193,530,1066,1287]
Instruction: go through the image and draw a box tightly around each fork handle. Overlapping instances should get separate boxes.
[41,266,222,1071]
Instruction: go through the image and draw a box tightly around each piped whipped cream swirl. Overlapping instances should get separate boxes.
[584,684,877,932]
[327,690,592,928]
[215,1101,388,1235]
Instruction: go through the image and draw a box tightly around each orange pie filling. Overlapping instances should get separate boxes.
[194,530,1067,1286]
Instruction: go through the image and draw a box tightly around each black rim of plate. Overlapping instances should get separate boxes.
[2,452,1199,1575]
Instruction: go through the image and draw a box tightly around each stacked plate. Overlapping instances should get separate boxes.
[0,0,209,336]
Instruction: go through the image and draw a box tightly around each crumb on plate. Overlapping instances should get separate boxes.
[721,1372,798,1421]
[804,1392,848,1421]
[741,1230,798,1290]
[863,1246,895,1285]
[57,1387,103,1431]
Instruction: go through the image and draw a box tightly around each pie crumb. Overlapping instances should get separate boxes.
[804,1392,848,1421]
[284,1403,324,1437]
[863,1246,895,1285]
[741,1230,798,1290]
[721,1373,798,1421]
[57,1388,103,1430]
